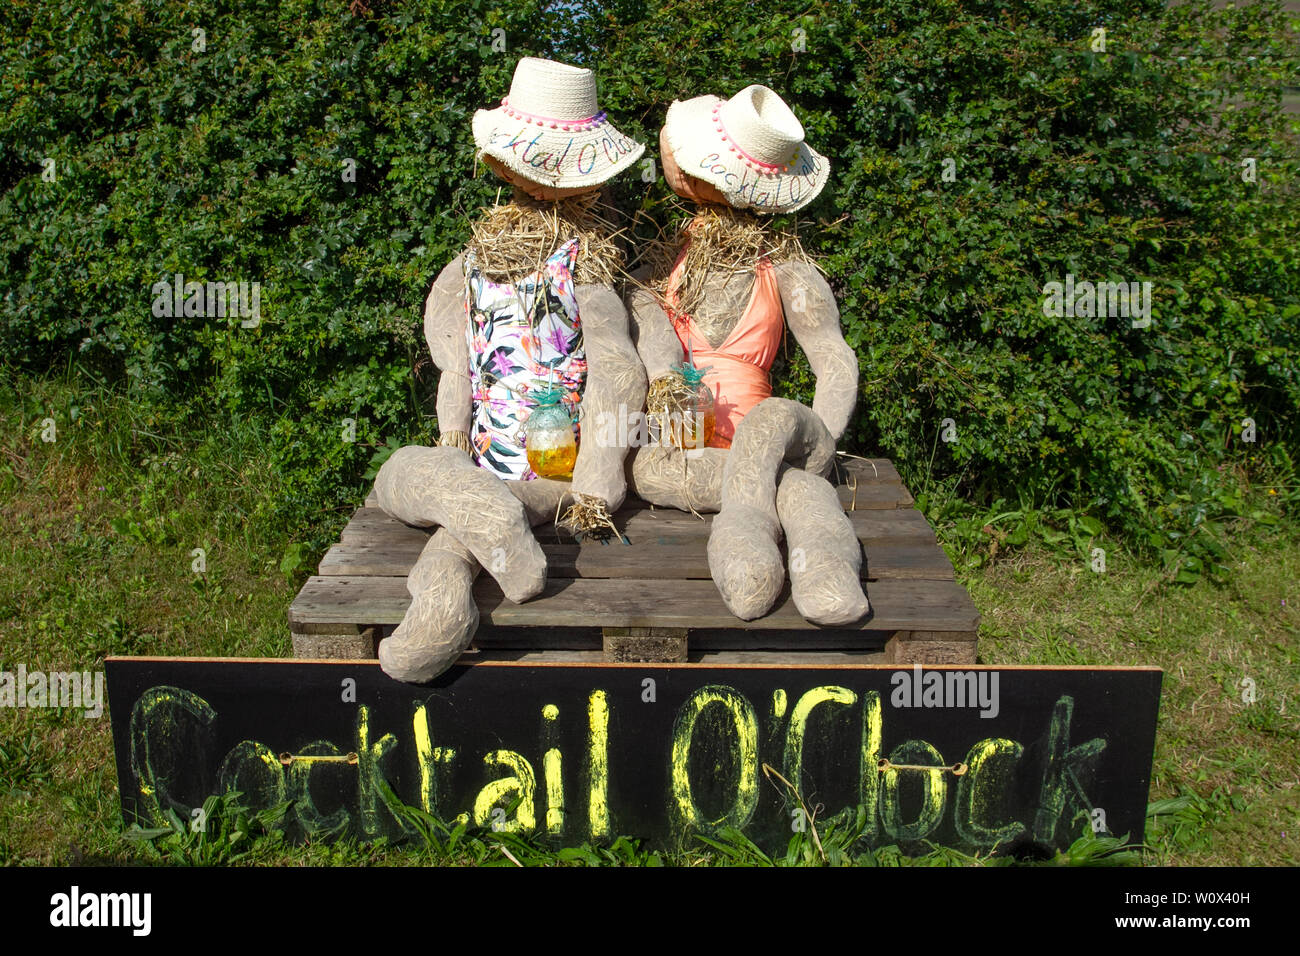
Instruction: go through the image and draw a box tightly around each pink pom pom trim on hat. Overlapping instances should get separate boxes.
[501,98,607,132]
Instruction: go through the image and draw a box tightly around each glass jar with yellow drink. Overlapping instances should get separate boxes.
[525,389,578,479]
[669,362,715,451]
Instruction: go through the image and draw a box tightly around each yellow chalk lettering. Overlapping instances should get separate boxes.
[783,685,857,793]
[670,685,759,832]
[218,740,286,817]
[860,691,882,841]
[356,704,399,838]
[540,703,565,835]
[128,686,217,825]
[955,738,1025,850]
[588,690,610,840]
[880,739,949,841]
[284,740,351,839]
[473,750,536,832]
[412,703,456,815]
[413,703,435,813]
[544,748,564,834]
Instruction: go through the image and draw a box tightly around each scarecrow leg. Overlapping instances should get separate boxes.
[628,444,729,512]
[376,471,571,683]
[374,445,547,601]
[708,398,837,619]
[380,528,480,683]
[776,467,870,625]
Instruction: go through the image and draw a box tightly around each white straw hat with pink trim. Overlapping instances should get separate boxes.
[472,57,645,189]
[662,85,829,214]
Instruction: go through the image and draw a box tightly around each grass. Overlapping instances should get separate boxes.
[965,536,1300,866]
[1,368,1296,866]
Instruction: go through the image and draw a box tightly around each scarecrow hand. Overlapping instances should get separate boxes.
[629,444,728,513]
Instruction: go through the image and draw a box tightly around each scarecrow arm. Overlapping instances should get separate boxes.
[775,261,858,442]
[626,269,685,381]
[570,283,647,514]
[424,253,473,442]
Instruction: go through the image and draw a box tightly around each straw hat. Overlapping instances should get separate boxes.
[662,85,829,214]
[472,58,646,190]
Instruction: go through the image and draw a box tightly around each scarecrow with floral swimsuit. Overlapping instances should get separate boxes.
[373,57,647,683]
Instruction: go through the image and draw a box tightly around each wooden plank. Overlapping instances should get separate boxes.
[289,575,978,633]
[686,649,890,665]
[465,625,885,652]
[837,457,901,484]
[334,505,936,551]
[862,541,954,581]
[456,648,891,666]
[106,658,1160,856]
[313,535,946,580]
[836,480,912,510]
[105,655,1163,673]
[318,533,952,582]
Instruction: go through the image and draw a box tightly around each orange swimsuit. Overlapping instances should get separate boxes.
[665,241,785,448]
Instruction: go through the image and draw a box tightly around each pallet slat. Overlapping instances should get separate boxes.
[317,535,953,582]
[458,648,891,666]
[289,575,978,633]
[336,504,937,549]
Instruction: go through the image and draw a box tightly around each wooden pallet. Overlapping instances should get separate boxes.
[288,458,979,666]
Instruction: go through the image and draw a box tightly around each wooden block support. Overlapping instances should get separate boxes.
[883,631,977,665]
[292,626,378,660]
[603,627,688,663]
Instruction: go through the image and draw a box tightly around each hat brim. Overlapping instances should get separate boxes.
[663,95,829,214]
[473,107,646,189]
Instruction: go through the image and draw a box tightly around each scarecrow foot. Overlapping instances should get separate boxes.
[708,504,784,619]
[379,529,480,683]
[777,467,869,626]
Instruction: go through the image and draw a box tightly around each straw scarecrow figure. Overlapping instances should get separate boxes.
[373,58,647,682]
[627,85,869,624]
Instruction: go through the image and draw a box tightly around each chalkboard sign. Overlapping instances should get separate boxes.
[106,658,1161,855]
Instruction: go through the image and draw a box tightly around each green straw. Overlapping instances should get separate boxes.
[672,361,712,387]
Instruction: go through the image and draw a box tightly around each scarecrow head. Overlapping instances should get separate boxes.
[472,57,646,200]
[659,84,829,214]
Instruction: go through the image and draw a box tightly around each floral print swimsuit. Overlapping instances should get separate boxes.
[464,238,586,480]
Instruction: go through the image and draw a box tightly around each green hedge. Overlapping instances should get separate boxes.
[2,0,1297,573]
